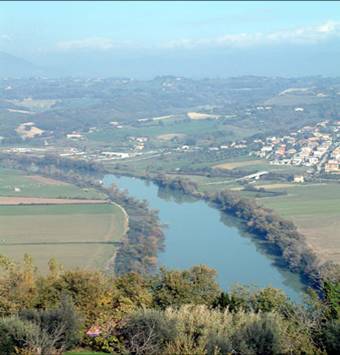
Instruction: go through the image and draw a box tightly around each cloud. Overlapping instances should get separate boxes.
[162,20,340,49]
[56,37,116,51]
[55,21,340,52]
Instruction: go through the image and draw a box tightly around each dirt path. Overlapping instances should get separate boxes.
[0,197,108,205]
[103,202,129,272]
[26,175,70,186]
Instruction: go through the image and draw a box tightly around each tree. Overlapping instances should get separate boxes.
[152,265,220,309]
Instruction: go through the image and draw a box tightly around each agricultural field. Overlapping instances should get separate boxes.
[6,98,58,111]
[0,167,127,271]
[258,183,340,264]
[88,119,255,143]
[0,168,106,199]
[213,157,309,175]
[213,159,265,170]
[0,203,127,271]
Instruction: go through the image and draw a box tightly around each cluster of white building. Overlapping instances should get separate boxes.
[255,120,340,173]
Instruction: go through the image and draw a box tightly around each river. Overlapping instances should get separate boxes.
[103,175,306,302]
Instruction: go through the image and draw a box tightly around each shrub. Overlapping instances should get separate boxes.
[163,305,318,355]
[121,309,178,355]
[152,265,220,309]
[232,313,283,354]
[19,296,81,351]
[320,320,340,355]
[164,305,234,354]
[0,316,39,354]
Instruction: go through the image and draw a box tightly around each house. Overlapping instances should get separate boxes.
[325,160,340,173]
[135,137,148,143]
[67,133,83,139]
[293,175,304,183]
[261,146,273,153]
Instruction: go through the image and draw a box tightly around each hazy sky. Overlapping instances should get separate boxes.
[1,1,340,77]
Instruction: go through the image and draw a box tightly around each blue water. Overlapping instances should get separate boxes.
[104,175,306,302]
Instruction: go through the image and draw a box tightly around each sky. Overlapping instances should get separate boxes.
[1,1,340,78]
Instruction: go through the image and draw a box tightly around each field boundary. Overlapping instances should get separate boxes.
[0,196,109,206]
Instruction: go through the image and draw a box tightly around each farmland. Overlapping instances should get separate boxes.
[88,119,255,144]
[213,159,265,170]
[0,168,127,272]
[0,168,106,199]
[0,203,127,271]
[258,183,340,264]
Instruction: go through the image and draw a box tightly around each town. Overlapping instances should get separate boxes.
[254,119,340,174]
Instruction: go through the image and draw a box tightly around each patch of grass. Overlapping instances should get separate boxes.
[0,203,114,216]
[260,183,340,217]
[88,120,254,142]
[0,167,105,200]
[0,203,128,272]
[214,159,265,170]
[258,183,340,264]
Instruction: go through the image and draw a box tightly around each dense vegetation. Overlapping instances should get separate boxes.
[0,256,339,354]
[105,186,164,275]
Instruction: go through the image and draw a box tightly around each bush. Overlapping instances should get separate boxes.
[320,320,340,355]
[152,265,220,309]
[121,309,178,355]
[0,316,39,354]
[163,305,318,355]
[232,314,283,354]
[213,286,293,316]
[19,296,81,351]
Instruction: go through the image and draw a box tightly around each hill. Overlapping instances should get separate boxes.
[0,51,44,77]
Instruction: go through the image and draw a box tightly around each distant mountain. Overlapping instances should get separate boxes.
[0,51,44,77]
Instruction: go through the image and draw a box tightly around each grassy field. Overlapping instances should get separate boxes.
[258,183,340,264]
[213,157,308,175]
[0,203,127,271]
[88,119,255,142]
[0,168,127,271]
[0,168,106,199]
[213,159,265,170]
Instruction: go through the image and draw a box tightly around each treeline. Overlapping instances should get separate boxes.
[0,256,339,354]
[152,174,340,290]
[0,153,165,276]
[242,183,288,197]
[210,190,322,286]
[105,185,165,275]
[153,174,199,195]
[0,152,104,177]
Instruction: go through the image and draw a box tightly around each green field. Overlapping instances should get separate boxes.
[258,183,340,264]
[0,168,127,271]
[0,203,127,271]
[88,119,255,142]
[0,168,105,199]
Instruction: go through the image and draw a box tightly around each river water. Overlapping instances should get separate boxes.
[104,175,306,302]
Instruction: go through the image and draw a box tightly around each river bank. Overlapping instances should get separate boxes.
[104,174,309,302]
[0,153,165,276]
[2,153,338,297]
